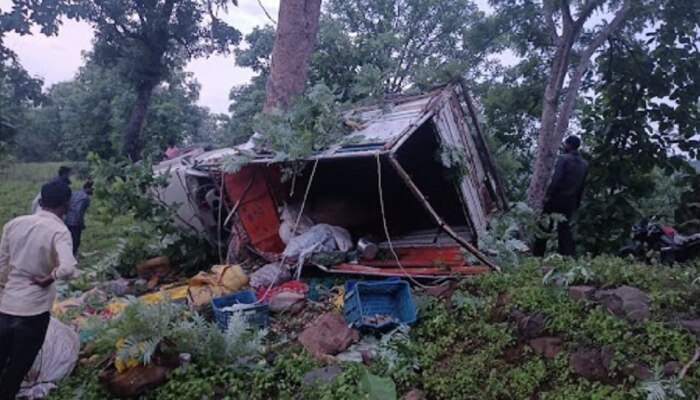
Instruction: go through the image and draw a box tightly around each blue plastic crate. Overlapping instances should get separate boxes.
[211,290,269,330]
[343,279,416,330]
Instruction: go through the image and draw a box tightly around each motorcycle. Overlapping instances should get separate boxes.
[618,215,700,264]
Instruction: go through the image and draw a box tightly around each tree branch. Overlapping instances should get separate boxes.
[542,0,559,44]
[679,346,700,380]
[561,0,574,30]
[554,0,633,140]
[257,0,277,25]
[575,0,606,29]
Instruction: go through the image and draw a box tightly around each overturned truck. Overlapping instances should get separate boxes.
[156,81,508,277]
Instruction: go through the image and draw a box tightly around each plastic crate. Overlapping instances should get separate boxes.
[343,279,416,330]
[211,290,269,330]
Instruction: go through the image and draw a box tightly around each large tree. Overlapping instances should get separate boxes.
[80,0,241,160]
[492,0,636,210]
[13,59,211,162]
[231,0,495,134]
[263,0,322,112]
[575,0,700,252]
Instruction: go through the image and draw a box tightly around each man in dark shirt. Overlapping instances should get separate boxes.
[64,181,93,255]
[31,166,73,214]
[533,136,588,257]
[48,166,72,186]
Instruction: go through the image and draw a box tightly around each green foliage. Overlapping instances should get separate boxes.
[0,49,44,164]
[51,257,700,399]
[436,143,469,181]
[227,0,498,141]
[358,368,397,400]
[223,83,352,175]
[88,155,214,275]
[638,367,686,400]
[83,0,241,94]
[10,61,214,162]
[477,202,564,266]
[577,4,700,253]
[255,83,349,160]
[84,300,265,367]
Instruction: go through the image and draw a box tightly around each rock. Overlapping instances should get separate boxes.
[569,286,596,302]
[298,312,360,358]
[663,361,681,377]
[679,320,700,338]
[269,291,306,314]
[100,364,171,398]
[510,310,545,339]
[403,389,425,400]
[490,292,511,322]
[529,337,563,359]
[423,283,454,300]
[594,286,650,323]
[622,362,653,381]
[303,365,343,385]
[569,346,613,382]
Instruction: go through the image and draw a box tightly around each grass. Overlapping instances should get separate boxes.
[0,162,134,293]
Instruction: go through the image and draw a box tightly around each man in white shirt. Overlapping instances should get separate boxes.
[0,182,77,399]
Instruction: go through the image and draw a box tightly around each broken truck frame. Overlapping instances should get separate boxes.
[168,79,508,276]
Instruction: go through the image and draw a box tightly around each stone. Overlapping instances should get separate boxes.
[403,389,425,400]
[423,283,454,300]
[663,361,681,377]
[511,309,545,339]
[679,320,700,338]
[569,286,596,302]
[298,312,360,358]
[622,362,653,381]
[269,291,306,314]
[529,337,563,359]
[303,365,343,385]
[569,346,613,382]
[594,286,649,323]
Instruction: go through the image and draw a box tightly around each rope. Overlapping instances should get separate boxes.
[375,153,428,289]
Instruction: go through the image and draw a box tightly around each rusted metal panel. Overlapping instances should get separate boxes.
[446,94,495,215]
[223,165,285,254]
[362,245,466,267]
[433,101,489,234]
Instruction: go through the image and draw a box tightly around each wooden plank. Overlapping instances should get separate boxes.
[328,263,490,277]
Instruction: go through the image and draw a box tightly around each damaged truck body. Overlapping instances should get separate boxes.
[155,81,508,277]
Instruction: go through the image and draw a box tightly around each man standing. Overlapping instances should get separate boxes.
[0,182,77,399]
[64,181,94,256]
[30,166,73,214]
[533,136,588,257]
[48,166,73,186]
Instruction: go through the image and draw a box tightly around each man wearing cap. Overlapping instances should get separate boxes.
[0,182,77,399]
[533,135,589,257]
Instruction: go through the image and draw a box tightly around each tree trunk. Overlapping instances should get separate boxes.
[263,0,322,113]
[526,0,633,212]
[122,84,155,161]
[526,37,575,211]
